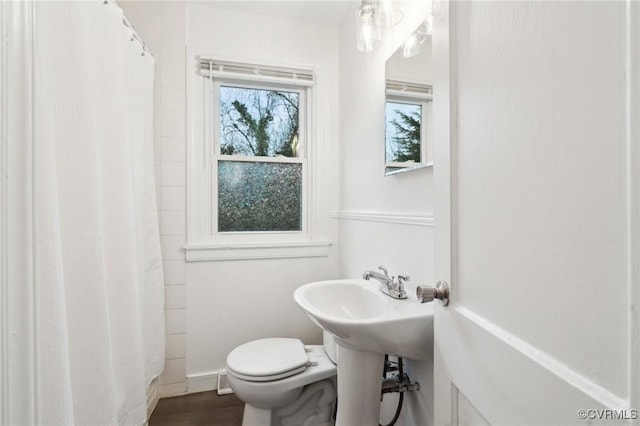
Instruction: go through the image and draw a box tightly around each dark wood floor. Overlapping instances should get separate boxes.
[149,391,244,426]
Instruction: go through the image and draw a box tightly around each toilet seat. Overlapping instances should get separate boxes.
[226,338,309,382]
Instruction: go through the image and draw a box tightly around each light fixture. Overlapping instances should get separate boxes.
[417,14,433,37]
[374,0,403,28]
[396,18,431,58]
[356,0,381,53]
[401,33,420,58]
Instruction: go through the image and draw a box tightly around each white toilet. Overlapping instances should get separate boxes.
[226,332,338,426]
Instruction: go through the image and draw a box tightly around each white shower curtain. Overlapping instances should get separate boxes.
[33,1,164,425]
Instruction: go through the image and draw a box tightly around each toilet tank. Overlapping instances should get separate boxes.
[322,331,338,364]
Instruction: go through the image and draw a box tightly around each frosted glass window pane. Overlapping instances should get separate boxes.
[218,161,302,232]
[220,86,300,158]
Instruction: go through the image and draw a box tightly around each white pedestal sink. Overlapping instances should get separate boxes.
[294,279,433,426]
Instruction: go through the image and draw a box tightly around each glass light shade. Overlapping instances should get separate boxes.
[401,33,420,58]
[374,0,403,27]
[356,4,381,52]
[417,15,433,37]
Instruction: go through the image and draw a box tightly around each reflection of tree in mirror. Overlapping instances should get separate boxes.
[220,86,299,157]
[385,101,422,163]
[391,110,421,162]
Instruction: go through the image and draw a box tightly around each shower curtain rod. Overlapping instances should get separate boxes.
[104,0,151,57]
[123,15,150,56]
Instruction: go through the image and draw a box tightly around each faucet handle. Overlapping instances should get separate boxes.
[397,275,410,283]
[378,265,390,278]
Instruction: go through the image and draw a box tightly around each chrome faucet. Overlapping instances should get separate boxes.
[362,265,408,299]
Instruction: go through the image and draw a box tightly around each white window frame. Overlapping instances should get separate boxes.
[185,57,331,261]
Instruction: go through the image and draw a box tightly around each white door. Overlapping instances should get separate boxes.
[432,1,639,424]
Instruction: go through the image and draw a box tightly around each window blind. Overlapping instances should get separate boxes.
[386,80,433,100]
[198,56,314,87]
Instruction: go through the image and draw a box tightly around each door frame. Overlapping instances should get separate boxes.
[431,0,455,422]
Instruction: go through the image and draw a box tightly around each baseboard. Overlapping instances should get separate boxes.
[186,370,219,394]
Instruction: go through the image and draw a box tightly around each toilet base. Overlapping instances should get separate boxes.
[242,404,271,426]
[241,378,336,426]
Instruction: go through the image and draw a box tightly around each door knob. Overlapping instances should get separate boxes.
[416,281,450,306]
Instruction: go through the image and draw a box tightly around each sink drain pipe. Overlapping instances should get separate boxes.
[379,355,420,426]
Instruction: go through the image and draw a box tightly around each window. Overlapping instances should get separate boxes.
[185,59,331,261]
[215,83,306,233]
[385,99,423,164]
[384,81,432,175]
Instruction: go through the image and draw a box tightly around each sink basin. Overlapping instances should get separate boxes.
[293,278,433,361]
[295,278,434,426]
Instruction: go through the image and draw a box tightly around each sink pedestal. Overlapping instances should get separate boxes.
[336,344,385,426]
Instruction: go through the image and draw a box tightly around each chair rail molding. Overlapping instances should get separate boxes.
[331,211,434,227]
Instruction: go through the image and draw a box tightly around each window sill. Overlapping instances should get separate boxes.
[183,240,333,262]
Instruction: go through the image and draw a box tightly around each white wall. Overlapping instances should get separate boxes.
[184,3,341,392]
[337,1,434,425]
[121,4,435,423]
[120,1,341,396]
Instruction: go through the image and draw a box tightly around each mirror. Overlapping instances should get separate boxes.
[384,18,433,176]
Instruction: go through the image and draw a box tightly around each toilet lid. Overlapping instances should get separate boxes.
[226,338,308,381]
